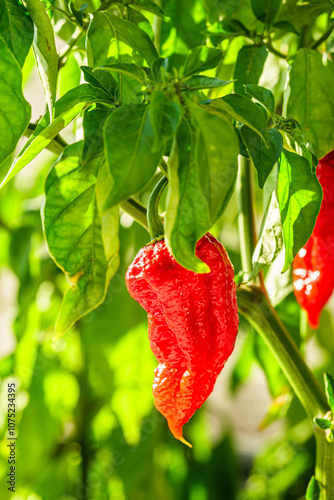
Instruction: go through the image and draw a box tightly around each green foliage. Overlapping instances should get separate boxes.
[1,1,334,498]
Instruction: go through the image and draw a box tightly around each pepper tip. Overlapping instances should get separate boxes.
[178,436,193,448]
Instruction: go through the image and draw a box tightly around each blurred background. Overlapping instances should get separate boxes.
[1,3,334,499]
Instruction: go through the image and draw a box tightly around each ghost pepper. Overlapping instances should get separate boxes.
[125,233,239,446]
[293,150,334,328]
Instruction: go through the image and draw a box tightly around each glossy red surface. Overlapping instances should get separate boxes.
[125,233,239,444]
[293,150,334,328]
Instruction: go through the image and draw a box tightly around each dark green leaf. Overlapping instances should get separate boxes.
[183,46,223,76]
[102,103,162,210]
[209,94,269,144]
[314,417,332,430]
[278,149,322,272]
[151,57,168,81]
[272,20,300,35]
[245,84,275,117]
[251,0,282,24]
[324,372,334,414]
[0,0,34,67]
[234,45,268,96]
[0,36,31,168]
[81,66,118,97]
[306,476,321,500]
[1,102,88,188]
[68,1,87,27]
[287,49,334,158]
[25,0,58,118]
[181,75,233,91]
[249,167,283,280]
[165,108,238,273]
[149,90,181,152]
[241,127,283,188]
[44,141,119,336]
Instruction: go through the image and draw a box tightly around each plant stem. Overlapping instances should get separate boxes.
[315,429,334,500]
[24,124,69,156]
[310,22,334,49]
[147,176,168,240]
[120,198,148,230]
[236,156,257,277]
[237,286,328,419]
[58,28,85,68]
[266,40,287,60]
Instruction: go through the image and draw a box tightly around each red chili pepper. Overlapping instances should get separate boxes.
[125,233,239,445]
[293,150,334,328]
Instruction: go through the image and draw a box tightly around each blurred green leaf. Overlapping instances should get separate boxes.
[287,49,334,158]
[314,417,332,429]
[244,84,276,117]
[149,90,181,152]
[306,475,321,500]
[251,0,282,24]
[181,75,233,91]
[183,46,223,75]
[81,66,118,97]
[324,372,334,414]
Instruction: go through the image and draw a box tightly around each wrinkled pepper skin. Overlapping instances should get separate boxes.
[293,150,334,328]
[125,233,239,444]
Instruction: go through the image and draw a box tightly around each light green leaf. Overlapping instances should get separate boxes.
[241,127,283,188]
[306,476,321,500]
[287,49,334,158]
[181,75,233,91]
[102,103,162,210]
[278,149,322,272]
[245,83,275,117]
[251,0,282,24]
[165,108,238,273]
[0,36,31,168]
[44,141,119,336]
[208,94,269,144]
[249,167,283,280]
[324,372,334,414]
[0,0,34,67]
[149,90,181,152]
[131,0,165,17]
[25,0,58,119]
[234,45,268,96]
[1,102,88,187]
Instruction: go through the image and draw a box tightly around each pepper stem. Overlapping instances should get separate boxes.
[147,176,168,241]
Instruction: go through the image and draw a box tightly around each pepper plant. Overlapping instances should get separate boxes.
[1,0,334,498]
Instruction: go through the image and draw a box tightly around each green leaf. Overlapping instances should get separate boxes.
[249,167,283,280]
[44,141,119,336]
[181,75,233,91]
[183,46,223,76]
[324,372,334,413]
[102,103,162,210]
[149,90,181,152]
[131,0,165,17]
[0,0,34,67]
[287,49,334,158]
[208,94,269,144]
[233,45,268,96]
[306,476,321,500]
[251,0,282,24]
[95,63,148,83]
[272,20,300,35]
[314,417,332,430]
[245,84,275,117]
[25,0,58,119]
[87,12,157,103]
[81,66,118,97]
[87,12,158,67]
[151,57,167,81]
[165,108,238,273]
[278,149,322,272]
[1,102,88,187]
[0,37,31,167]
[241,127,283,188]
